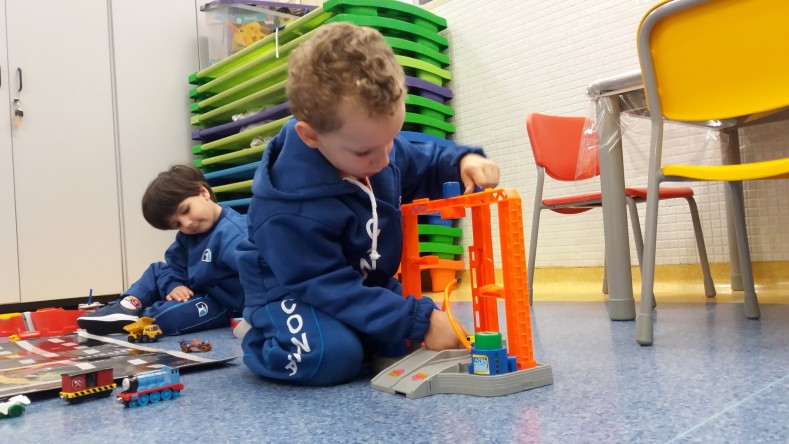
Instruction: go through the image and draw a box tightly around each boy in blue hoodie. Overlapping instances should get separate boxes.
[78,165,247,336]
[238,23,500,386]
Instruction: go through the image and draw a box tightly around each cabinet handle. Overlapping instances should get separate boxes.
[17,68,22,92]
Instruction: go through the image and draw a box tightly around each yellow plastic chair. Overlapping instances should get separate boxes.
[636,0,789,345]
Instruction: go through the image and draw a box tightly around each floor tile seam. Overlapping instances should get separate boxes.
[664,372,789,443]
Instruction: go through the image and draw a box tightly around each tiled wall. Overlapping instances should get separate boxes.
[429,0,789,267]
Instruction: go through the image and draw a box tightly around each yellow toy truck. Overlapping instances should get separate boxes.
[123,317,162,343]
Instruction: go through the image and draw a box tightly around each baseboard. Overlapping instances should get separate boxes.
[438,262,789,303]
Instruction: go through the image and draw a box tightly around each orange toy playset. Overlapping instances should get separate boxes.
[372,187,553,398]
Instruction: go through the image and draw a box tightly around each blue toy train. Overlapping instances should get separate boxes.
[116,365,184,408]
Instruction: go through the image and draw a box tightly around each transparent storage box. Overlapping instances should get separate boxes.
[201,0,316,65]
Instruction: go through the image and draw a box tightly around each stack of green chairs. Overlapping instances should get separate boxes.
[189,0,458,212]
[189,3,327,211]
[188,2,462,293]
[323,0,455,142]
[188,0,463,290]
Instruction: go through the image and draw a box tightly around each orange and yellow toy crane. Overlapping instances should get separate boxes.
[372,187,553,399]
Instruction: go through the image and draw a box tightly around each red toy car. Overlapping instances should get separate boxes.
[179,339,212,353]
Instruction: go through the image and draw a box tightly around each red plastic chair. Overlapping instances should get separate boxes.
[525,113,715,303]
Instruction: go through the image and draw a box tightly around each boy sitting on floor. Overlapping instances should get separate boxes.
[78,165,247,336]
[237,23,500,386]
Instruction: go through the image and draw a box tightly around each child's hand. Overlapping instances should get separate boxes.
[459,153,500,194]
[166,286,194,302]
[424,310,466,350]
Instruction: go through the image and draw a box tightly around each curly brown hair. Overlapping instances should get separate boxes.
[141,165,217,230]
[286,22,406,133]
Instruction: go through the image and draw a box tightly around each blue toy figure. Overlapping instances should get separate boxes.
[117,365,184,408]
[469,332,517,376]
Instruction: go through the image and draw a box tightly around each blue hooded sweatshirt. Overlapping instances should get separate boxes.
[239,119,484,353]
[153,207,247,312]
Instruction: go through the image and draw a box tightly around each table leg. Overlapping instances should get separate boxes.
[722,128,744,291]
[596,96,636,321]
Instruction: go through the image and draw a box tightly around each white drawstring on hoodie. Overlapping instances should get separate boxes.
[343,177,381,269]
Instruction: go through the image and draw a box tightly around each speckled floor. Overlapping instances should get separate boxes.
[3,295,789,443]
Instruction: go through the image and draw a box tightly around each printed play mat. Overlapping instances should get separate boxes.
[0,331,231,398]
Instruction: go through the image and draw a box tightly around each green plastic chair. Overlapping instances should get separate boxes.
[194,146,265,169]
[386,37,449,68]
[404,113,455,138]
[406,94,453,122]
[212,180,253,195]
[396,55,451,87]
[189,31,313,100]
[418,224,462,260]
[191,64,288,113]
[194,116,290,155]
[191,82,287,128]
[324,0,447,33]
[326,14,448,52]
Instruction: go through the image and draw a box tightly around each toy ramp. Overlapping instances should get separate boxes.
[372,348,553,399]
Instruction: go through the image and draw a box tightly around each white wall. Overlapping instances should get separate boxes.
[429,0,789,267]
[114,0,200,287]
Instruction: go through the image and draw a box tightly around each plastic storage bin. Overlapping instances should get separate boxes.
[201,0,316,65]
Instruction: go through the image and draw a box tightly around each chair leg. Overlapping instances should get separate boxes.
[528,207,543,307]
[637,189,660,346]
[728,182,760,319]
[626,197,656,308]
[685,197,716,297]
[625,197,644,269]
[636,128,664,345]
[528,171,548,306]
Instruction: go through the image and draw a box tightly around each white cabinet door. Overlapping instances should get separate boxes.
[112,0,199,286]
[6,0,123,302]
[0,1,21,305]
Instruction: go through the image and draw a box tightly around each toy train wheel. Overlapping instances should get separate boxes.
[138,394,149,406]
[150,391,161,403]
[172,390,180,399]
[161,389,172,400]
[128,400,138,408]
